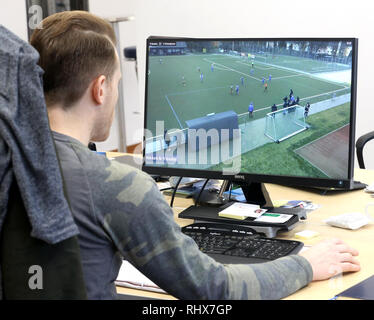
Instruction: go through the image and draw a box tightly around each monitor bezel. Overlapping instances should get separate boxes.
[142,37,358,190]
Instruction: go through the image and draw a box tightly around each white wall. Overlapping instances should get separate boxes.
[0,0,28,41]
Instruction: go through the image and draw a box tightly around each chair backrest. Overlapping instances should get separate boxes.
[0,180,87,300]
[356,131,374,169]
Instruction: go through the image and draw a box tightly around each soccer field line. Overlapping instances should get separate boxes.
[165,95,184,129]
[272,74,304,80]
[203,58,262,82]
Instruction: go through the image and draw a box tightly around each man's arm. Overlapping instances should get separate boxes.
[89,160,313,300]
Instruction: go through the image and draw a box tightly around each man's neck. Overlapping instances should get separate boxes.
[47,104,93,146]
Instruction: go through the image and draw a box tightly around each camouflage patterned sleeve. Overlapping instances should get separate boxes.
[88,159,313,300]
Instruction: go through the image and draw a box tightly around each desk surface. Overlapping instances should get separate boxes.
[116,168,374,300]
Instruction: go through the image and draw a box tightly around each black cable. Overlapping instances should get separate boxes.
[194,179,210,207]
[170,177,183,208]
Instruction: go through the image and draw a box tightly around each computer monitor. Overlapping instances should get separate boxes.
[143,37,363,208]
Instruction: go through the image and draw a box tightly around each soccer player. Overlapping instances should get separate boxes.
[235,84,240,95]
[197,66,201,73]
[241,76,245,86]
[262,77,265,86]
[264,82,268,92]
[304,102,311,118]
[290,88,294,98]
[182,75,186,87]
[271,104,277,118]
[200,73,204,83]
[211,63,214,72]
[295,96,300,105]
[269,74,272,83]
[290,95,295,106]
[283,100,289,115]
[230,85,234,95]
[248,102,254,118]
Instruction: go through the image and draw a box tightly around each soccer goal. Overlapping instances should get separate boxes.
[265,105,308,143]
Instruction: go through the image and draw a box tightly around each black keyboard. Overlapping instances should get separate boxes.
[182,223,303,264]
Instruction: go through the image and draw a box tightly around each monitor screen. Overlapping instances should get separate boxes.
[143,38,358,190]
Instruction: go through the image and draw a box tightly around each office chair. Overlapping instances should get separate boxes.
[0,179,87,300]
[356,131,374,169]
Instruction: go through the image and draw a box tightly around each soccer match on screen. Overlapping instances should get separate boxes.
[144,39,353,180]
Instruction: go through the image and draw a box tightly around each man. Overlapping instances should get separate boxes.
[271,104,277,118]
[235,84,240,95]
[31,11,360,300]
[248,102,254,118]
[305,102,311,118]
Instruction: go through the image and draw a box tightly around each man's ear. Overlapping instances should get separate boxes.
[91,75,107,105]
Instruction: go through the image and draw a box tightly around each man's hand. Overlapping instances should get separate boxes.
[300,238,360,281]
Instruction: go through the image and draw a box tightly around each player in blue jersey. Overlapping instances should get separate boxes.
[290,95,295,106]
[200,73,204,83]
[235,85,240,95]
[241,76,244,86]
[248,102,254,118]
[211,63,214,72]
[262,77,265,86]
[269,74,272,83]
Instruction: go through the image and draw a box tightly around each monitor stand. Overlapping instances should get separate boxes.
[179,180,306,238]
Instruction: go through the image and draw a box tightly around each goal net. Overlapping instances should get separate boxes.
[265,105,308,143]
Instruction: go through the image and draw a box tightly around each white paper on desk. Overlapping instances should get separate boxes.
[219,202,266,219]
[115,261,167,294]
[157,182,172,191]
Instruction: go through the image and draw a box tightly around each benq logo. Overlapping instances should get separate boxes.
[234,175,245,180]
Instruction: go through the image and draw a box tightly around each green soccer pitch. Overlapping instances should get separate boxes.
[146,53,351,179]
[146,53,350,134]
